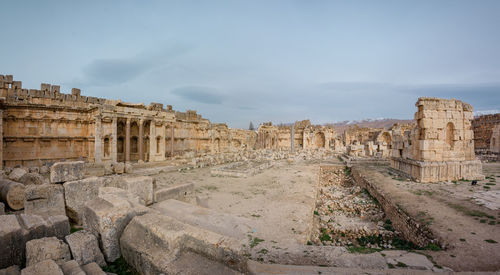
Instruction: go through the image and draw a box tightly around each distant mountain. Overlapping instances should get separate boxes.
[331,118,414,134]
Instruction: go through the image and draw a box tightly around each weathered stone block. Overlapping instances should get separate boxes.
[24,184,66,218]
[120,213,248,275]
[20,259,63,275]
[124,163,133,174]
[0,265,20,275]
[63,177,106,224]
[46,215,70,240]
[0,215,24,268]
[60,260,85,275]
[108,176,153,205]
[154,183,194,203]
[65,230,106,267]
[18,173,44,186]
[81,262,106,275]
[82,192,150,262]
[25,237,71,266]
[50,161,84,184]
[0,202,4,215]
[8,168,27,182]
[113,163,124,174]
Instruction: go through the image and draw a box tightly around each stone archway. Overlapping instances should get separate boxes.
[314,132,325,148]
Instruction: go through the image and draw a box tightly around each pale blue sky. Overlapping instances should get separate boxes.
[1,1,499,128]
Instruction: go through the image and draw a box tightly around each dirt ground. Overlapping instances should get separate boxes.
[369,162,500,272]
[153,159,330,246]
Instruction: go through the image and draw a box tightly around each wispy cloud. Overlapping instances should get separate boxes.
[171,85,225,105]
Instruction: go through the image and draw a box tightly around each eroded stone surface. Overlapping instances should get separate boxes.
[24,184,66,218]
[63,177,107,224]
[20,259,63,275]
[25,237,71,266]
[50,161,84,184]
[65,230,106,267]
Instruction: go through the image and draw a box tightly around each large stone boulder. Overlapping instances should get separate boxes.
[65,230,106,267]
[112,163,124,174]
[120,213,248,275]
[50,161,84,184]
[60,260,85,275]
[8,168,27,182]
[0,214,70,269]
[107,176,154,205]
[18,173,44,186]
[24,184,66,218]
[25,237,71,266]
[82,191,150,262]
[20,259,63,275]
[63,177,107,224]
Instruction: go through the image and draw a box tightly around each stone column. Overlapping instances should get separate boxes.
[111,117,117,162]
[0,110,3,170]
[149,120,156,161]
[170,125,174,158]
[94,115,102,163]
[161,123,166,160]
[138,119,144,161]
[291,125,295,153]
[125,118,131,162]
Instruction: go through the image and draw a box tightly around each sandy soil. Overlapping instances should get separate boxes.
[368,163,500,272]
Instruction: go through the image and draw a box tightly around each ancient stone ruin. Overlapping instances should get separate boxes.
[1,76,499,274]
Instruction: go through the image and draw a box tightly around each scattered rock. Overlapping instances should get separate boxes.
[107,176,154,205]
[81,262,106,275]
[25,237,71,266]
[18,173,44,186]
[124,163,133,174]
[24,184,66,218]
[63,177,107,224]
[50,161,84,184]
[113,163,124,174]
[60,260,85,275]
[0,265,20,275]
[8,168,27,182]
[20,259,63,275]
[65,230,106,267]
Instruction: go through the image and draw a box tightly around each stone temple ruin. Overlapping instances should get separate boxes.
[1,75,499,275]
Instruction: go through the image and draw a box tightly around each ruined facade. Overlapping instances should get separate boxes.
[256,120,336,151]
[472,113,500,152]
[0,75,259,168]
[343,125,401,158]
[490,124,500,154]
[391,98,483,182]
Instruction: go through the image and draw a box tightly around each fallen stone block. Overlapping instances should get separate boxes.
[46,215,70,240]
[24,184,66,218]
[151,199,252,239]
[103,163,113,176]
[18,173,44,186]
[0,215,24,268]
[124,163,133,174]
[196,194,209,208]
[64,177,107,224]
[25,237,71,266]
[154,183,194,203]
[50,161,84,184]
[81,262,106,275]
[8,168,27,182]
[83,192,150,262]
[18,214,48,242]
[107,176,153,205]
[20,259,63,275]
[60,260,85,275]
[0,179,25,210]
[65,230,106,267]
[120,213,248,275]
[98,187,141,205]
[0,265,20,275]
[112,163,124,174]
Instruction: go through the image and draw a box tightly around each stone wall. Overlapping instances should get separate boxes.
[472,113,500,152]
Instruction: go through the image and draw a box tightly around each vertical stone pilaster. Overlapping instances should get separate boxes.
[170,125,174,158]
[94,115,102,163]
[139,119,144,161]
[0,110,3,169]
[149,120,156,161]
[291,125,295,153]
[125,118,131,162]
[111,117,117,163]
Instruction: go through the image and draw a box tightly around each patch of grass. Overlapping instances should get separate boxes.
[249,237,265,248]
[258,248,268,254]
[70,225,83,233]
[450,255,456,258]
[423,243,441,251]
[480,219,487,223]
[383,219,395,232]
[489,221,496,225]
[459,238,466,242]
[202,185,218,191]
[396,261,408,267]
[344,167,351,176]
[483,186,491,189]
[485,239,497,243]
[251,214,261,218]
[447,203,495,219]
[346,246,381,254]
[313,210,319,216]
[471,232,476,235]
[485,182,496,186]
[102,256,139,275]
[388,263,395,269]
[319,229,332,242]
[307,241,313,245]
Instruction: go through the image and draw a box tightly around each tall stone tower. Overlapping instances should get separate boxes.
[391,97,483,182]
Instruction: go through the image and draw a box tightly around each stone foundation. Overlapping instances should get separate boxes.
[391,157,484,183]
